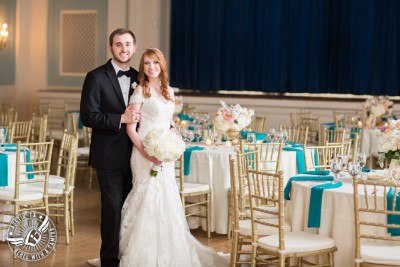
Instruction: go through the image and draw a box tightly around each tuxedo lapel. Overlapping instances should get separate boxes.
[105,60,126,107]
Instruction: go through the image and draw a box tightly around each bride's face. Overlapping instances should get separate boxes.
[143,56,161,79]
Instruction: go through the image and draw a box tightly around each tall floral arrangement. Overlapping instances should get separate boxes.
[376,119,400,167]
[363,96,393,119]
[213,100,254,132]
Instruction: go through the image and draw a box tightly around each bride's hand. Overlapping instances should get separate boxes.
[148,156,162,166]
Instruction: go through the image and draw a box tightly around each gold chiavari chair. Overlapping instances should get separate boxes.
[7,120,33,143]
[0,110,17,128]
[0,140,54,231]
[301,116,321,145]
[353,178,400,266]
[31,114,48,142]
[290,111,312,127]
[175,154,211,238]
[303,144,344,171]
[279,125,309,145]
[31,131,79,244]
[321,127,346,145]
[333,111,362,129]
[227,147,260,239]
[76,126,94,190]
[249,116,267,133]
[247,168,337,266]
[47,104,65,143]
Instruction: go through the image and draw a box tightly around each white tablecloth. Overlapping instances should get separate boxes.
[286,176,388,267]
[185,144,297,234]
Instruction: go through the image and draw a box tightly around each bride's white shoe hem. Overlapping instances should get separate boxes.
[87,257,101,267]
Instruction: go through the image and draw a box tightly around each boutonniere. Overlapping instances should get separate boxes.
[131,82,138,89]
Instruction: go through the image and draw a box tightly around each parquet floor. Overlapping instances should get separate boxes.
[0,171,231,267]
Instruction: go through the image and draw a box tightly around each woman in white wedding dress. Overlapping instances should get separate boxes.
[120,48,229,267]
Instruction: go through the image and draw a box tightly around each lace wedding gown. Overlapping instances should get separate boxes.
[119,89,229,267]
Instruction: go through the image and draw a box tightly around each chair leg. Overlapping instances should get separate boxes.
[207,192,211,238]
[64,195,70,244]
[88,167,93,191]
[230,230,237,266]
[227,192,232,240]
[70,193,75,236]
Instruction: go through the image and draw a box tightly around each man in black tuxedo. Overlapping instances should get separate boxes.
[80,28,140,267]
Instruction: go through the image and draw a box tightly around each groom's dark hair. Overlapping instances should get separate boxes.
[109,28,136,46]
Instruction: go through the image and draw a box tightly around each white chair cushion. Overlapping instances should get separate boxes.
[77,146,90,155]
[239,218,291,236]
[0,186,44,201]
[245,206,279,219]
[361,242,400,265]
[48,129,63,140]
[180,182,210,194]
[258,231,336,254]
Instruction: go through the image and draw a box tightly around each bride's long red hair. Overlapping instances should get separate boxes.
[138,48,172,101]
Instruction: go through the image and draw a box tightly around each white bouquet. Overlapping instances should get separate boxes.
[143,128,185,176]
[213,100,254,132]
[376,119,400,167]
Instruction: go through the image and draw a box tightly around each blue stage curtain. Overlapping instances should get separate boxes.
[170,0,400,95]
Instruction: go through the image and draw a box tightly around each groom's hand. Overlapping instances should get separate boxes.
[121,105,141,124]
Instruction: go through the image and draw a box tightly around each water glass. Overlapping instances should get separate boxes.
[356,153,367,169]
[330,158,343,183]
[247,133,256,143]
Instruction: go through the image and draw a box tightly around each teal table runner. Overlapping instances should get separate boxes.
[308,182,343,228]
[184,146,205,176]
[284,175,334,200]
[0,153,8,186]
[283,147,306,174]
[387,187,400,236]
[0,144,34,179]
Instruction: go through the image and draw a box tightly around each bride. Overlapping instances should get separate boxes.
[119,48,229,267]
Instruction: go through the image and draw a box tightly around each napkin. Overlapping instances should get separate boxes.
[184,146,205,176]
[284,175,334,200]
[361,168,371,173]
[0,153,8,186]
[176,114,193,122]
[302,170,330,175]
[286,142,303,147]
[240,131,267,141]
[387,187,400,236]
[308,181,343,228]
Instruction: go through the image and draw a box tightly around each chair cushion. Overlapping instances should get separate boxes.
[0,186,44,201]
[361,242,400,265]
[180,182,210,194]
[239,218,291,236]
[77,147,90,155]
[258,231,336,254]
[29,182,74,195]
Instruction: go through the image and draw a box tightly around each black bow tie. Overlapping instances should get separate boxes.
[117,70,131,78]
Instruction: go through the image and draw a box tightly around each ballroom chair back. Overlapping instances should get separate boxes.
[175,154,211,238]
[249,116,267,133]
[353,178,400,266]
[47,104,65,143]
[279,125,309,145]
[290,111,312,127]
[301,116,321,145]
[31,114,48,143]
[0,110,17,128]
[333,111,362,129]
[7,120,32,143]
[247,168,337,266]
[303,144,344,171]
[0,140,54,231]
[321,127,346,145]
[76,126,94,190]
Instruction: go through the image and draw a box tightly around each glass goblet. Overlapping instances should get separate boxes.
[356,153,367,169]
[330,158,343,183]
[348,161,361,179]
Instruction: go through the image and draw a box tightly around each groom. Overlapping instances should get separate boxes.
[80,28,139,267]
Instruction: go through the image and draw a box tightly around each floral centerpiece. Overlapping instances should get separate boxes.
[213,101,254,134]
[143,128,185,176]
[375,119,400,167]
[363,96,393,126]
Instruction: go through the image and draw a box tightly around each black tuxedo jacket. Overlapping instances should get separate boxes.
[80,59,139,171]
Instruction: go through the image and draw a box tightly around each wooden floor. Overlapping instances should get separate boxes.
[0,172,231,267]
